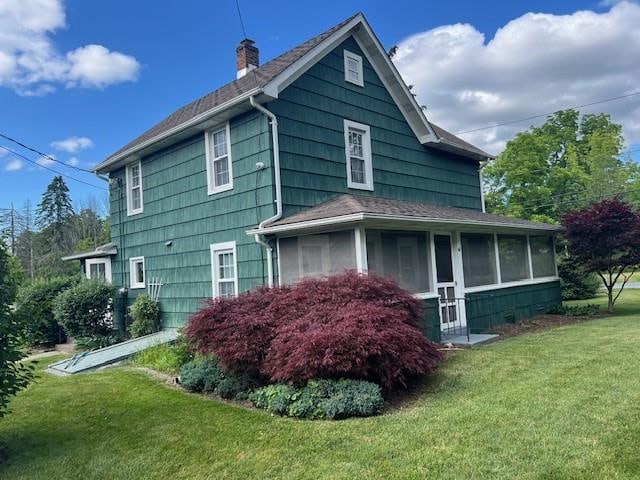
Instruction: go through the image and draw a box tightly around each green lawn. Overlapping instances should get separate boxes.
[1,293,640,479]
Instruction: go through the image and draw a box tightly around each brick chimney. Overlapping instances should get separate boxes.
[236,39,259,79]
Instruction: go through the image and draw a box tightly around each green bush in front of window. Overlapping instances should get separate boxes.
[129,294,160,338]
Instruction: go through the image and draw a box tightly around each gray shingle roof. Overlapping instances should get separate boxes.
[266,195,559,231]
[106,13,487,164]
[107,14,359,161]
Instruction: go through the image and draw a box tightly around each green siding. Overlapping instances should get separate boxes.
[420,297,441,342]
[269,36,483,217]
[109,111,275,328]
[465,281,562,333]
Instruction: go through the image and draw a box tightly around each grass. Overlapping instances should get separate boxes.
[131,341,192,375]
[1,294,640,479]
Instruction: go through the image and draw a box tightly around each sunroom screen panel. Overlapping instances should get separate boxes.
[498,235,530,282]
[366,230,431,293]
[279,230,356,284]
[530,235,556,278]
[461,233,497,287]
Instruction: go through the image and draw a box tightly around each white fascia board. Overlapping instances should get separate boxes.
[94,87,263,173]
[247,212,561,236]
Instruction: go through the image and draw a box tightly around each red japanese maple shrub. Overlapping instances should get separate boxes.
[185,271,443,390]
[262,272,442,390]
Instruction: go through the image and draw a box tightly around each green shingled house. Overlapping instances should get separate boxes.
[77,13,561,342]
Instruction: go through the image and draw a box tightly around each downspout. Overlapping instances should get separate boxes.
[249,96,282,287]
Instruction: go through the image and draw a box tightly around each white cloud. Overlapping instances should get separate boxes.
[0,0,141,95]
[66,156,79,166]
[393,1,640,155]
[51,136,94,153]
[4,158,23,171]
[36,153,56,167]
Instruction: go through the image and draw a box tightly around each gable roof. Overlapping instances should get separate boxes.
[95,13,489,173]
[247,194,560,234]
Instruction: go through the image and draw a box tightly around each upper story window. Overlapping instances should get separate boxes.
[210,241,237,298]
[129,256,145,289]
[126,161,143,215]
[344,119,373,190]
[205,124,233,195]
[344,50,364,87]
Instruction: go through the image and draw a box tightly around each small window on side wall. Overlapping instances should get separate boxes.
[344,50,364,87]
[126,161,143,215]
[344,119,373,191]
[211,241,237,298]
[205,124,233,195]
[129,256,145,289]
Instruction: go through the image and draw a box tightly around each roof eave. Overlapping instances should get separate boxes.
[426,138,493,162]
[93,87,265,174]
[246,212,561,236]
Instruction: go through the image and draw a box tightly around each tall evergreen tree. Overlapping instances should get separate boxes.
[36,176,74,253]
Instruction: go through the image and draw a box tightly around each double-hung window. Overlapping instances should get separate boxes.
[211,241,237,298]
[205,124,233,194]
[86,258,112,283]
[129,256,145,289]
[126,161,143,215]
[344,119,373,190]
[344,50,364,87]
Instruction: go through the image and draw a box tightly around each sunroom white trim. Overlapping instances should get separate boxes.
[129,256,145,289]
[464,276,560,294]
[205,123,233,195]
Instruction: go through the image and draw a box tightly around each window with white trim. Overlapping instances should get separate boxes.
[497,235,530,282]
[344,120,373,190]
[530,235,556,278]
[86,258,112,283]
[126,161,143,215]
[461,233,498,287]
[211,241,237,298]
[205,124,233,194]
[344,50,364,87]
[129,256,145,289]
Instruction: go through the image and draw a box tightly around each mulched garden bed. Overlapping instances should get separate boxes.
[487,313,602,340]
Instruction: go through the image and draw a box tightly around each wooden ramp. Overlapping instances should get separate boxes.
[47,329,179,375]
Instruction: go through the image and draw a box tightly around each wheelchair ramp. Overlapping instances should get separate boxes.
[47,329,178,375]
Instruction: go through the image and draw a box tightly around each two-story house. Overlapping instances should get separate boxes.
[77,13,561,342]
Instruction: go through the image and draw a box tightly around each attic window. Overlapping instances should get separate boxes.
[205,123,233,195]
[344,50,364,87]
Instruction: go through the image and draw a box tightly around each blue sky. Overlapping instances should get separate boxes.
[1,0,639,213]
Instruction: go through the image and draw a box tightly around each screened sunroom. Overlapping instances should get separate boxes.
[249,195,562,337]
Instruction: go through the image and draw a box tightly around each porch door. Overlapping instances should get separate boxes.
[433,233,465,331]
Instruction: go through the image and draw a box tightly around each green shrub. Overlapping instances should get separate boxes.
[549,304,600,317]
[179,357,222,393]
[14,276,78,345]
[249,384,298,415]
[558,256,600,300]
[52,280,115,339]
[250,379,384,420]
[134,337,193,375]
[129,294,160,338]
[216,371,260,400]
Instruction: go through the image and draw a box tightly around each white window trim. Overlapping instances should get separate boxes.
[344,50,364,87]
[85,258,112,284]
[205,123,234,195]
[129,256,146,289]
[126,161,143,216]
[210,241,238,298]
[344,119,374,191]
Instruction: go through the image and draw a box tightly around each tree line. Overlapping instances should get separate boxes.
[0,176,109,279]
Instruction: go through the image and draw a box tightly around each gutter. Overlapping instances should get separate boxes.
[249,96,283,287]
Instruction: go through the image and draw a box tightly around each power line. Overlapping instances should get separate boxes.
[0,132,95,174]
[234,0,248,39]
[0,145,106,190]
[455,91,640,135]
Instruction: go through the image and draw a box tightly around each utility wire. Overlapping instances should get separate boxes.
[0,145,106,190]
[234,0,248,39]
[455,91,640,135]
[0,132,95,174]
